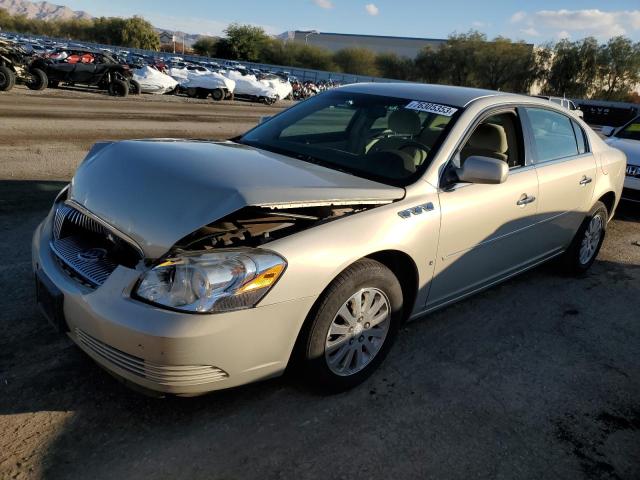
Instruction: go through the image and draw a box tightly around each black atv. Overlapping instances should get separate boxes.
[0,39,48,92]
[30,48,140,96]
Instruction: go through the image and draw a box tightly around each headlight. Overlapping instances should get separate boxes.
[134,249,286,313]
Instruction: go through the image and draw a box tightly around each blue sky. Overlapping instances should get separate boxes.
[62,0,640,43]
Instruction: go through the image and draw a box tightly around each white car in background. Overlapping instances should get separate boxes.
[535,96,584,118]
[603,116,640,203]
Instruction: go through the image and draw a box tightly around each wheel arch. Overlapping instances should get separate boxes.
[597,191,616,220]
[365,249,419,323]
[287,249,419,371]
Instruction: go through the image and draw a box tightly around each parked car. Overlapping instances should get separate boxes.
[31,48,139,96]
[535,95,584,118]
[602,116,640,203]
[0,39,48,91]
[32,84,625,397]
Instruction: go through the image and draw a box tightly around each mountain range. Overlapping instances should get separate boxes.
[0,0,207,45]
[0,0,92,21]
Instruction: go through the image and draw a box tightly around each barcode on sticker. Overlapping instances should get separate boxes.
[405,101,458,117]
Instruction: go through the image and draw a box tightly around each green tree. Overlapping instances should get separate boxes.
[261,40,336,70]
[543,38,598,97]
[333,47,379,76]
[474,37,538,92]
[220,23,269,61]
[375,52,414,80]
[414,46,445,84]
[595,36,640,100]
[192,36,218,57]
[121,16,160,50]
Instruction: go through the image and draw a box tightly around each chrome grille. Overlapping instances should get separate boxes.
[51,203,140,288]
[75,328,229,387]
[50,236,117,286]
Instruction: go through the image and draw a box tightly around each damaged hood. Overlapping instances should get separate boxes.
[70,140,404,258]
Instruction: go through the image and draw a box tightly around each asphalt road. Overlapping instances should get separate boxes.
[0,88,639,480]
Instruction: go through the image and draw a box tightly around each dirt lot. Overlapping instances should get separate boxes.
[0,87,639,480]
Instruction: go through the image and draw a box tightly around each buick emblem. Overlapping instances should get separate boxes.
[77,248,107,263]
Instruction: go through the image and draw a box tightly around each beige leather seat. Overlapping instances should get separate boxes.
[367,109,428,167]
[460,123,508,164]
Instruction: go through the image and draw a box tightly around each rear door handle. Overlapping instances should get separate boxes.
[579,176,592,186]
[517,194,536,206]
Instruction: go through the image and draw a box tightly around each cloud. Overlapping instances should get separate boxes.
[313,0,334,9]
[510,9,640,39]
[365,4,379,16]
[520,27,540,37]
[510,11,526,23]
[556,30,571,40]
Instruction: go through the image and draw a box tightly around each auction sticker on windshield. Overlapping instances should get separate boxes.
[405,101,458,117]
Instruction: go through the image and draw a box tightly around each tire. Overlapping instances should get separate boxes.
[108,79,129,97]
[559,201,608,275]
[128,79,141,95]
[211,88,224,101]
[298,258,403,392]
[26,68,47,91]
[0,65,16,91]
[185,87,198,98]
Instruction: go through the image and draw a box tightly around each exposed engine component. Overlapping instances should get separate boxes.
[175,204,377,251]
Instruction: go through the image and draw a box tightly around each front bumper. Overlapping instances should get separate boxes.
[32,215,316,396]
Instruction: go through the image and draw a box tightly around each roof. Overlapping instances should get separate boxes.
[339,83,512,108]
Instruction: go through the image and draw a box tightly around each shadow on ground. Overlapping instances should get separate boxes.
[1,181,638,480]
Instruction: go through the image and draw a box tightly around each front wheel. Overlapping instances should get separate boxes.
[108,79,129,97]
[211,88,224,101]
[0,65,16,91]
[298,258,403,392]
[26,68,48,90]
[559,201,608,275]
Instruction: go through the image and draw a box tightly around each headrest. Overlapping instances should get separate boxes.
[367,149,416,179]
[468,123,508,154]
[389,109,422,135]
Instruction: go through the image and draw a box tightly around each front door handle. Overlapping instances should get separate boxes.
[517,194,536,206]
[579,176,592,186]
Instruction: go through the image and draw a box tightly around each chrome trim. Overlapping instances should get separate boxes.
[398,202,434,218]
[64,199,144,258]
[75,328,229,387]
[50,238,117,287]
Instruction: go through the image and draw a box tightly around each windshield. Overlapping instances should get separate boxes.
[239,90,460,186]
[616,118,640,141]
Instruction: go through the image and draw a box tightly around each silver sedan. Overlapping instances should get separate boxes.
[32,83,626,396]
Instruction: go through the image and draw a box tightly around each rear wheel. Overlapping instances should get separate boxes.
[128,79,141,95]
[0,65,16,91]
[559,201,608,275]
[211,88,224,101]
[298,259,403,392]
[108,79,129,97]
[26,68,47,90]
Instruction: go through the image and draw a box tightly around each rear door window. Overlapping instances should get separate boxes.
[524,108,579,163]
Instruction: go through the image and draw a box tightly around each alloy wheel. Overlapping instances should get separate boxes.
[579,214,603,265]
[324,288,391,376]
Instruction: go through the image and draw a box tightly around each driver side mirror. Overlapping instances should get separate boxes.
[456,156,508,184]
[600,126,615,137]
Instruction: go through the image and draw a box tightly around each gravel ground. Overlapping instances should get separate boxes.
[0,87,639,480]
